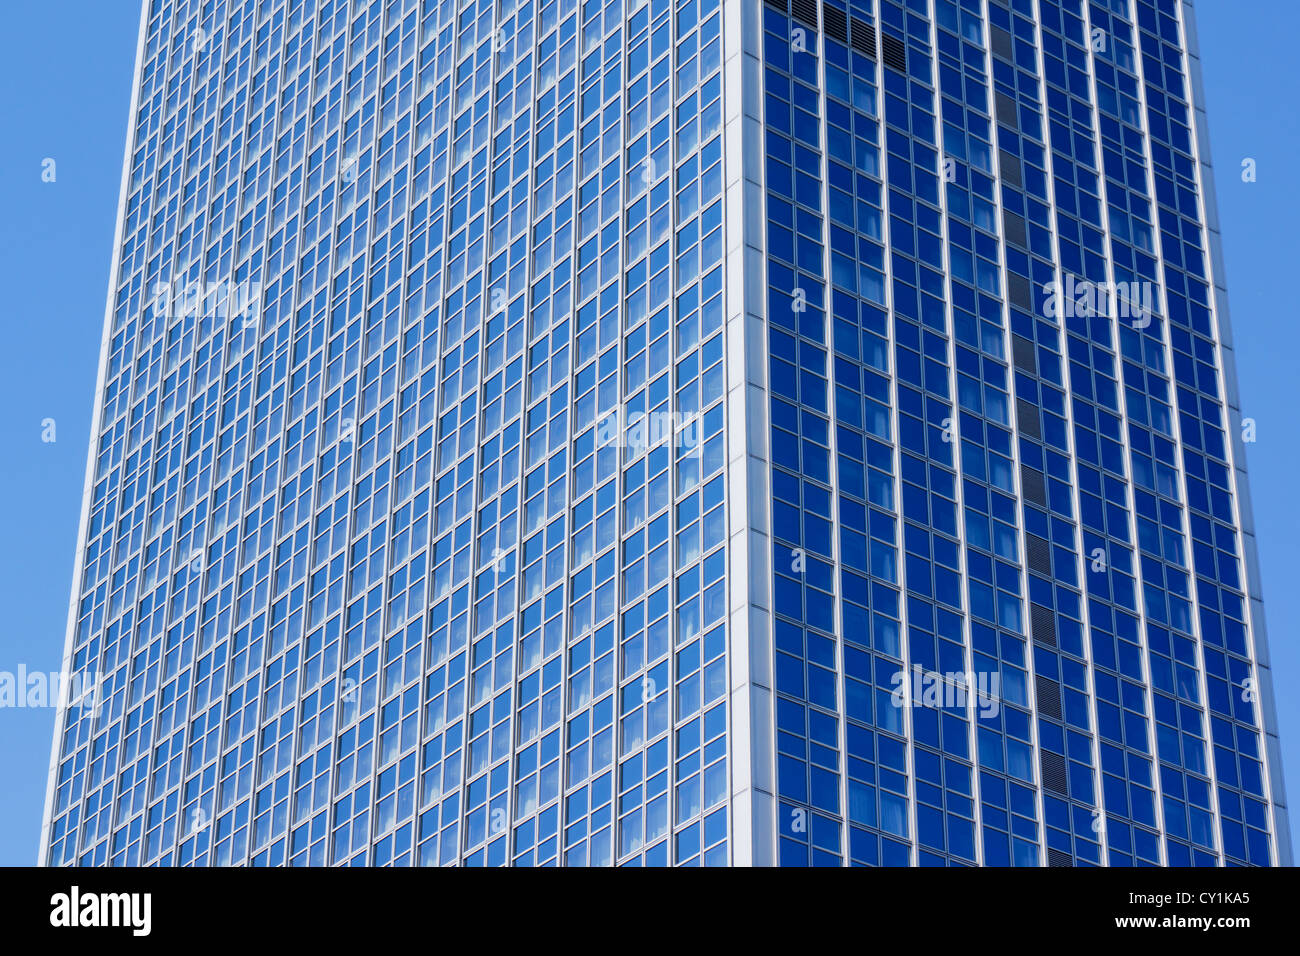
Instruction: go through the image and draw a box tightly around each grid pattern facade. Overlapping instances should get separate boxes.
[748,0,1289,866]
[44,0,732,867]
[42,0,1290,868]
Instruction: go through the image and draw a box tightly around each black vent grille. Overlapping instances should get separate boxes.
[1047,848,1075,867]
[1000,150,1022,186]
[1004,211,1027,248]
[881,33,906,72]
[1030,602,1057,647]
[1011,334,1036,373]
[1017,397,1041,440]
[824,5,847,42]
[1036,675,1062,719]
[1008,272,1032,311]
[1026,533,1051,575]
[850,17,877,58]
[1021,466,1046,507]
[996,91,1018,128]
[990,25,1014,62]
[1040,750,1069,795]
[791,0,818,28]
[764,0,786,10]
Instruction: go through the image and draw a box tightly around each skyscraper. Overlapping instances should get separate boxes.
[40,0,1289,867]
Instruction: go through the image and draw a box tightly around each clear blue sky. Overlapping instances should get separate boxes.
[0,1,1296,866]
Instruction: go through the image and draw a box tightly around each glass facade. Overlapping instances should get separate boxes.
[41,0,1289,867]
